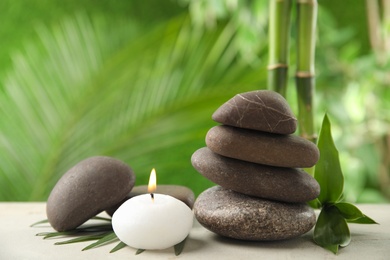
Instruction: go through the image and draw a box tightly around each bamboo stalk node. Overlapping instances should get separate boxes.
[297,0,316,5]
[268,63,288,70]
[301,133,318,143]
[296,71,314,78]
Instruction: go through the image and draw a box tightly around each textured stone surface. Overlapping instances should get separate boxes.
[194,186,316,241]
[206,125,319,168]
[212,90,297,134]
[106,185,195,216]
[46,156,135,231]
[191,148,320,203]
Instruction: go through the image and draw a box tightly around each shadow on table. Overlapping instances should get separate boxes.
[212,231,316,250]
[184,237,209,252]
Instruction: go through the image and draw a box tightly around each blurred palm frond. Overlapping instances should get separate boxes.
[0,13,267,201]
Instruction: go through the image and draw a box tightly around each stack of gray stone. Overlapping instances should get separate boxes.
[192,90,320,241]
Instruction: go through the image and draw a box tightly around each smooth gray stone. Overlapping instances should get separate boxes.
[106,185,195,216]
[191,147,320,203]
[194,186,316,241]
[206,125,319,168]
[212,90,297,134]
[46,156,135,231]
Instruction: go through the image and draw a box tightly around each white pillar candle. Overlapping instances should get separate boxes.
[112,193,193,250]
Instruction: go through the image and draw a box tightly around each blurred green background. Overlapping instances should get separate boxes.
[0,0,389,203]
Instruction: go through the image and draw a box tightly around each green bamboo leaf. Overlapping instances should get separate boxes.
[135,249,145,255]
[314,114,344,204]
[40,224,113,239]
[174,236,188,256]
[333,202,364,220]
[333,202,377,224]
[41,230,80,239]
[307,198,321,209]
[313,205,351,254]
[82,232,117,251]
[76,224,113,232]
[91,216,112,222]
[54,234,106,245]
[31,219,49,227]
[36,232,51,237]
[322,244,340,254]
[347,215,378,224]
[110,241,127,253]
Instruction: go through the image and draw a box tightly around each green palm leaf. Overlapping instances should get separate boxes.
[0,13,267,201]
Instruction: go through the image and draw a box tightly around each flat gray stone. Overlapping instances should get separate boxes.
[206,125,319,168]
[46,156,135,231]
[194,186,316,241]
[212,90,297,134]
[191,147,320,203]
[106,185,195,216]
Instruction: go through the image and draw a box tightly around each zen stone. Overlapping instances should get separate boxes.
[46,156,135,231]
[194,186,316,241]
[106,185,195,216]
[206,125,319,168]
[212,90,297,134]
[191,148,320,203]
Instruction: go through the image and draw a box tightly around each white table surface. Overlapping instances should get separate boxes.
[0,202,389,260]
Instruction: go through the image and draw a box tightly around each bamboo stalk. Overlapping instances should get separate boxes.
[268,0,292,97]
[296,0,318,143]
[384,0,390,52]
[366,0,382,56]
[366,0,390,65]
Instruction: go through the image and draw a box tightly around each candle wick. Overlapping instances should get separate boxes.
[150,193,154,202]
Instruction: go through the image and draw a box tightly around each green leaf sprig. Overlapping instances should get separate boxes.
[31,217,188,256]
[311,114,377,254]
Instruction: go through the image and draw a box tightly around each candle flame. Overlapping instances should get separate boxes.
[148,168,157,194]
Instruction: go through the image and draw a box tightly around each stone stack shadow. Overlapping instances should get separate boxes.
[192,90,321,241]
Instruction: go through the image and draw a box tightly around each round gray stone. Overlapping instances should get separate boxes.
[106,185,195,216]
[194,186,316,241]
[191,147,320,203]
[46,156,135,231]
[212,90,297,134]
[206,125,319,168]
